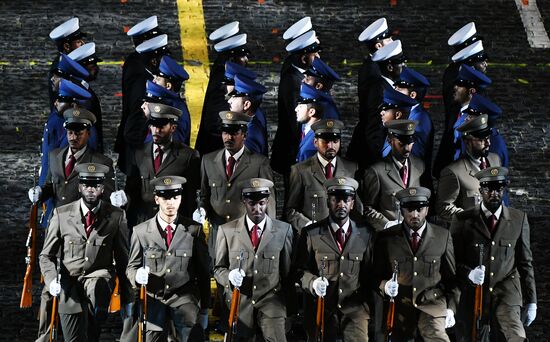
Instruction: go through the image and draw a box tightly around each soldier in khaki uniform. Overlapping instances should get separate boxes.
[361,120,426,231]
[373,187,459,341]
[127,176,210,341]
[125,103,200,227]
[39,163,133,342]
[293,176,373,341]
[198,111,275,258]
[214,178,293,341]
[436,114,501,222]
[451,167,536,341]
[286,119,362,234]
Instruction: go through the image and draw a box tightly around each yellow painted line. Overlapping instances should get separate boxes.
[177,0,210,149]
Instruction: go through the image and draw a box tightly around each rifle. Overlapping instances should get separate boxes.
[315,259,326,342]
[20,167,39,308]
[196,190,210,240]
[138,260,148,342]
[225,249,244,342]
[386,260,399,342]
[49,264,60,342]
[472,244,484,342]
[108,152,122,313]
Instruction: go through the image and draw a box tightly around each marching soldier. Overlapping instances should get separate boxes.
[127,176,210,341]
[214,178,293,341]
[124,103,200,227]
[293,176,373,341]
[198,111,275,259]
[48,17,86,110]
[379,87,418,157]
[39,163,133,341]
[436,114,502,222]
[295,83,324,163]
[303,57,341,120]
[373,187,459,341]
[362,120,426,231]
[195,24,249,155]
[286,119,362,234]
[451,167,536,341]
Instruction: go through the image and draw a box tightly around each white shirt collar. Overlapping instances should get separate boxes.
[381,75,394,87]
[246,215,267,232]
[80,199,100,216]
[157,214,177,231]
[408,221,427,239]
[392,156,408,169]
[460,103,469,114]
[317,153,336,169]
[329,217,350,234]
[66,146,87,163]
[481,202,502,220]
[411,103,420,111]
[303,122,313,135]
[225,146,245,163]
[292,64,306,74]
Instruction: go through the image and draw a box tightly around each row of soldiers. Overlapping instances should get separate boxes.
[25,13,536,342]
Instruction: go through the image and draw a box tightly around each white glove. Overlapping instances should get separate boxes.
[384,219,401,229]
[193,207,206,224]
[445,309,456,328]
[136,266,150,285]
[49,278,61,297]
[468,265,485,285]
[305,221,313,227]
[198,309,209,330]
[521,303,537,327]
[384,279,399,297]
[110,190,128,208]
[312,277,329,297]
[28,186,42,203]
[228,268,245,287]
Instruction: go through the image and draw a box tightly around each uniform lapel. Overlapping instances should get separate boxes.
[310,156,327,185]
[333,156,346,177]
[158,142,177,174]
[236,216,255,254]
[342,220,360,254]
[146,217,169,249]
[415,223,435,256]
[57,147,69,178]
[319,220,341,254]
[385,156,404,188]
[409,157,422,185]
[88,201,111,240]
[230,148,251,181]
[256,216,274,253]
[214,149,226,179]
[167,220,191,253]
[69,200,88,239]
[138,142,154,176]
[492,206,510,240]
[472,207,492,239]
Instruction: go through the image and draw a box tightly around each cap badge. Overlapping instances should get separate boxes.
[337,178,345,185]
[73,109,80,116]
[164,178,172,185]
[252,180,260,187]
[327,120,334,128]
[409,188,417,195]
[226,112,233,120]
[481,117,487,124]
[154,105,161,113]
[408,123,414,130]
[490,168,498,176]
[87,164,96,172]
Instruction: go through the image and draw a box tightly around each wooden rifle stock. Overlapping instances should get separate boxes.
[49,273,60,342]
[138,284,147,342]
[109,276,121,313]
[225,249,244,342]
[314,259,326,342]
[386,260,399,341]
[20,202,39,308]
[472,244,484,342]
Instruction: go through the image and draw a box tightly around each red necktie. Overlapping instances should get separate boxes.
[400,163,408,187]
[325,163,333,179]
[166,224,173,248]
[489,215,498,234]
[251,224,260,250]
[226,156,236,179]
[479,157,488,170]
[335,228,345,252]
[411,231,420,253]
[85,211,95,238]
[154,147,163,174]
[65,155,76,178]
[301,130,305,141]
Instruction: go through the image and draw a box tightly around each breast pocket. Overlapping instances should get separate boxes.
[347,253,364,275]
[306,190,326,221]
[424,255,441,278]
[65,239,86,260]
[209,179,223,201]
[145,248,165,273]
[141,176,153,201]
[499,239,515,261]
[316,252,338,277]
[174,249,193,271]
[465,190,481,210]
[262,251,278,274]
[229,250,249,271]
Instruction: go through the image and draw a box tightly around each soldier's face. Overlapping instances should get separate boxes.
[79,182,104,207]
[54,100,71,114]
[67,129,90,151]
[380,108,401,124]
[315,137,340,160]
[230,55,248,66]
[453,85,471,105]
[51,74,62,92]
[389,137,414,161]
[387,62,405,80]
[69,39,85,51]
[155,195,182,219]
[303,75,323,90]
[480,183,505,211]
[465,135,491,158]
[327,194,354,221]
[222,129,246,153]
[473,60,488,74]
[303,52,320,67]
[295,103,312,123]
[243,197,268,224]
[228,96,250,113]
[85,63,99,82]
[153,75,169,89]
[150,123,176,145]
[401,205,428,230]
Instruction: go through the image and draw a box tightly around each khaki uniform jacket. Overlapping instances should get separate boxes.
[200,147,275,225]
[39,200,132,314]
[436,153,501,221]
[286,155,363,233]
[43,146,115,207]
[214,215,293,336]
[128,141,200,219]
[293,218,373,319]
[451,206,536,323]
[126,216,210,315]
[373,223,459,318]
[361,155,425,231]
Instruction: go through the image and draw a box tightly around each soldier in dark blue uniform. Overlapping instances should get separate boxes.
[303,57,341,120]
[295,83,324,163]
[228,74,269,156]
[48,17,86,111]
[115,16,163,173]
[68,42,105,153]
[195,23,249,155]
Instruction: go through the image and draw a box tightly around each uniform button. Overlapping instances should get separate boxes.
[341,256,344,260]
[226,285,229,288]
[508,243,512,247]
[226,215,230,220]
[271,256,275,260]
[511,275,515,279]
[69,241,73,244]
[227,183,231,187]
[252,300,256,305]
[489,287,493,292]
[86,241,90,245]
[492,241,495,246]
[62,197,65,200]
[490,272,494,276]
[313,194,318,198]
[167,252,171,256]
[414,303,418,307]
[254,255,258,259]
[166,285,170,289]
[212,183,216,186]
[151,255,156,258]
[184,253,187,257]
[253,285,257,290]
[434,293,437,297]
[491,256,495,261]
[340,272,344,277]
[64,181,68,184]
[413,272,417,276]
[355,256,359,260]
[413,287,417,292]
[254,270,258,274]
[337,304,341,309]
[85,257,89,261]
[226,199,231,203]
[324,256,328,260]
[339,289,343,294]
[414,257,418,261]
[166,268,171,273]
